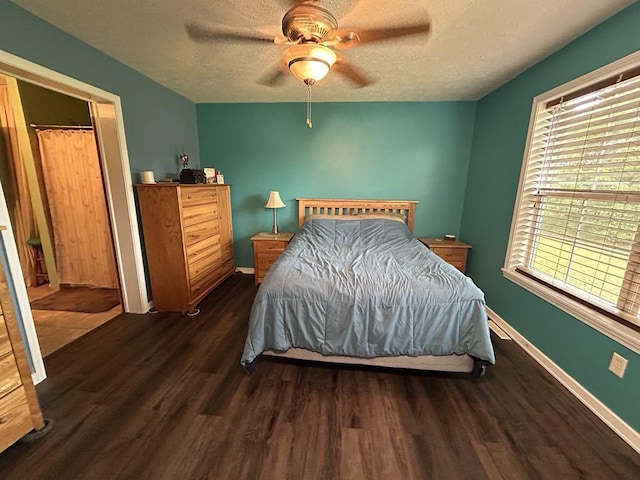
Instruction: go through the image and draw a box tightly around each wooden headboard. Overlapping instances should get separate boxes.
[297,198,419,233]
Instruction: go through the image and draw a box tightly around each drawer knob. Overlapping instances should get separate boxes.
[0,416,8,424]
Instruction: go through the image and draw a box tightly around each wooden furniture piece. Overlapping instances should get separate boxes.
[251,233,294,285]
[38,128,119,289]
[26,237,48,286]
[135,184,235,313]
[419,237,471,273]
[259,198,486,377]
[297,198,418,231]
[0,259,45,453]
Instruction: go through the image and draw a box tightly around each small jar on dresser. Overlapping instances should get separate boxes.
[251,233,294,285]
[419,237,472,273]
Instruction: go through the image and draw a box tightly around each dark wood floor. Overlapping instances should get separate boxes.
[0,273,638,479]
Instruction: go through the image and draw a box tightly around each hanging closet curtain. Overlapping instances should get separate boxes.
[0,85,38,287]
[36,129,118,288]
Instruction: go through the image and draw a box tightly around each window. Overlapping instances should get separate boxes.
[505,52,640,353]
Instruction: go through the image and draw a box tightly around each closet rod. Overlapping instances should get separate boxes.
[29,124,93,130]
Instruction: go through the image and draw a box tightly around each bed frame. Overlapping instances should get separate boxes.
[259,198,487,379]
[297,197,418,232]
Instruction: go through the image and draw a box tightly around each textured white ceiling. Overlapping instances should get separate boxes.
[10,0,635,103]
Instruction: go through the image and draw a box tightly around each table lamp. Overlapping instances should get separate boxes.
[265,191,286,235]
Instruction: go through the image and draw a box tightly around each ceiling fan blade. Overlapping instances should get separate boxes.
[186,22,275,44]
[333,58,373,88]
[258,64,289,87]
[324,31,359,50]
[333,22,431,49]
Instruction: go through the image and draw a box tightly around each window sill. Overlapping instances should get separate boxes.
[502,268,640,355]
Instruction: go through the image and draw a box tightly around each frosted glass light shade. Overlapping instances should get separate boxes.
[283,44,337,83]
[265,191,285,209]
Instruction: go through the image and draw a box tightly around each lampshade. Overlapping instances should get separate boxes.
[283,44,337,84]
[265,191,285,209]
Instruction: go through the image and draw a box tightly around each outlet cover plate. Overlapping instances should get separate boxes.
[609,352,628,378]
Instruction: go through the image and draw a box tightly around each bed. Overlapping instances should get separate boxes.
[241,198,495,378]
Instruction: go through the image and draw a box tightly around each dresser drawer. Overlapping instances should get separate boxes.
[430,248,467,263]
[0,352,21,399]
[188,249,221,281]
[184,220,220,247]
[186,235,221,264]
[255,251,282,278]
[212,258,235,285]
[449,261,467,273]
[220,242,234,263]
[190,268,216,299]
[0,386,32,453]
[254,240,288,253]
[419,238,471,274]
[182,203,218,228]
[189,258,234,298]
[181,187,217,208]
[251,233,293,285]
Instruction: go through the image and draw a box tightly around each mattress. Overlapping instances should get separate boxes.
[241,217,495,367]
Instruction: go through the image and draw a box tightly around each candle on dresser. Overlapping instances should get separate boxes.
[140,171,155,184]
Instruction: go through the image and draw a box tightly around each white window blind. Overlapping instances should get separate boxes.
[508,68,640,330]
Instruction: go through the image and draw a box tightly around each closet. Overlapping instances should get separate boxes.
[1,76,118,290]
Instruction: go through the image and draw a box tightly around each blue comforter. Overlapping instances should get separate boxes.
[241,218,495,366]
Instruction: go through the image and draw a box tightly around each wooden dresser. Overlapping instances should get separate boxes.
[251,233,294,285]
[419,237,472,273]
[136,183,235,313]
[0,265,45,453]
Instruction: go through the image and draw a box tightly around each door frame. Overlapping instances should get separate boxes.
[0,48,151,383]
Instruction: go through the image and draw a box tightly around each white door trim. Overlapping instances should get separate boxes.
[0,48,151,383]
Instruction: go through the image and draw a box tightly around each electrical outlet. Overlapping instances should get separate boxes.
[608,352,628,378]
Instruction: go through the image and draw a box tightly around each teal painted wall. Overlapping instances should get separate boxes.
[197,102,476,266]
[461,3,640,431]
[0,1,199,180]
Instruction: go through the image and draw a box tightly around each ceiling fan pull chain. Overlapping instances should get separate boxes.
[306,82,313,128]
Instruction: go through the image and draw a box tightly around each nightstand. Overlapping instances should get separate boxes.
[419,237,472,273]
[251,233,294,285]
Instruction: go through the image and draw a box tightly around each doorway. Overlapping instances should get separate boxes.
[1,76,124,357]
[0,48,150,383]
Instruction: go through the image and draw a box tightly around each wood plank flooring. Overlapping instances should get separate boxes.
[1,273,638,479]
[27,285,121,356]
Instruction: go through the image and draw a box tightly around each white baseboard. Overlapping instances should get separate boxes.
[488,319,511,340]
[486,306,640,455]
[236,267,254,275]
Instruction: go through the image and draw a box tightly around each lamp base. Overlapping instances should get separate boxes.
[272,209,279,235]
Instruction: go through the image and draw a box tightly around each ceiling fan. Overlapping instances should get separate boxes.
[187,0,431,127]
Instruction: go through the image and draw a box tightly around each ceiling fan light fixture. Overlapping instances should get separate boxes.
[283,44,337,84]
